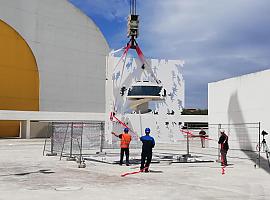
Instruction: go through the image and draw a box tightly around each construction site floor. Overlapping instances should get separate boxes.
[0,139,269,200]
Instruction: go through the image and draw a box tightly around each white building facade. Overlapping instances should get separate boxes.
[0,0,109,113]
[208,69,270,150]
[0,0,109,137]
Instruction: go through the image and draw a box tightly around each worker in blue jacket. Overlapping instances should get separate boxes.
[140,128,155,172]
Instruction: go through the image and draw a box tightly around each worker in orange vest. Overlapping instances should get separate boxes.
[112,128,132,166]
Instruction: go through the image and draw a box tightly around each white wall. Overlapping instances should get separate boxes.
[0,0,109,112]
[105,54,189,144]
[106,55,185,115]
[208,69,270,150]
[0,110,105,138]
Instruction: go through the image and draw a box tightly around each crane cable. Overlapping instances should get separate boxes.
[135,43,160,84]
[130,0,136,15]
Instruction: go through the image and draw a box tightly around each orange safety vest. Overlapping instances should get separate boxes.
[120,133,132,148]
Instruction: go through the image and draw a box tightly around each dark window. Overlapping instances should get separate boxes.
[127,86,162,96]
[183,122,208,129]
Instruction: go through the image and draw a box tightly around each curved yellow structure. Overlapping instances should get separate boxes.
[0,19,39,137]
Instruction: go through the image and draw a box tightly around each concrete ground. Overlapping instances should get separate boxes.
[0,139,269,200]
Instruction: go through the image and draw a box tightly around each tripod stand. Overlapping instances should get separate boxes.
[257,134,270,168]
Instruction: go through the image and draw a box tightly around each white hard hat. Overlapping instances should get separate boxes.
[220,129,225,133]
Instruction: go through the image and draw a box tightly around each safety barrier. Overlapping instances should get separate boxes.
[43,121,141,167]
[43,122,105,166]
[180,122,261,162]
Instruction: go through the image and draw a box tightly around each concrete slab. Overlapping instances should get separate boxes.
[0,139,269,200]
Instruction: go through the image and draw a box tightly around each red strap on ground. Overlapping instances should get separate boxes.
[121,167,148,177]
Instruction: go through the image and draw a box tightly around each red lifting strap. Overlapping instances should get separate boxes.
[110,112,129,129]
[121,167,148,177]
[135,45,145,64]
[110,112,138,137]
[114,43,132,69]
[180,129,213,141]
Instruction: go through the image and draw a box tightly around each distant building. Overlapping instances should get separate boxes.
[181,108,208,115]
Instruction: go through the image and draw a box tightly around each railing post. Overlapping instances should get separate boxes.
[217,124,221,162]
[80,123,83,164]
[68,122,74,159]
[78,122,86,168]
[100,122,105,153]
[46,122,57,156]
[258,122,261,168]
[186,123,190,156]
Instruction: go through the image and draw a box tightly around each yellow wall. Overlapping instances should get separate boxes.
[0,19,39,137]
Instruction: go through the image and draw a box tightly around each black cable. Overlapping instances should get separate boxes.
[135,0,136,14]
[130,0,132,14]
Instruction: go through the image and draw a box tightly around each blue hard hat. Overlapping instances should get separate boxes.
[145,128,150,134]
[124,128,129,133]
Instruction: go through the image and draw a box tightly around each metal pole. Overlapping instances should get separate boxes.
[51,122,54,155]
[186,123,190,156]
[80,123,83,165]
[43,122,49,156]
[78,122,86,168]
[60,123,69,160]
[139,110,143,137]
[70,122,73,158]
[100,122,105,153]
[258,122,261,168]
[46,122,57,156]
[218,124,221,162]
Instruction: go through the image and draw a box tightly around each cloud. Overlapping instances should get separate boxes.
[137,0,270,108]
[69,0,129,21]
[70,0,270,108]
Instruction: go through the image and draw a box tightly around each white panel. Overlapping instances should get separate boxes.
[105,54,187,143]
[208,69,270,149]
[106,55,185,115]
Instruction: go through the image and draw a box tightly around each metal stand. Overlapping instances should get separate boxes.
[184,123,191,158]
[46,122,57,156]
[78,125,86,168]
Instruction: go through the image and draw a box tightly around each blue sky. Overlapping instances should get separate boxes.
[69,0,270,109]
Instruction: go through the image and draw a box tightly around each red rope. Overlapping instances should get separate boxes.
[135,45,160,83]
[110,112,129,128]
[110,112,139,139]
[121,167,148,177]
[135,45,145,63]
[181,129,226,175]
[180,129,213,141]
[114,43,131,70]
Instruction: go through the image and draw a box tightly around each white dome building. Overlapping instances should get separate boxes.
[0,0,109,137]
